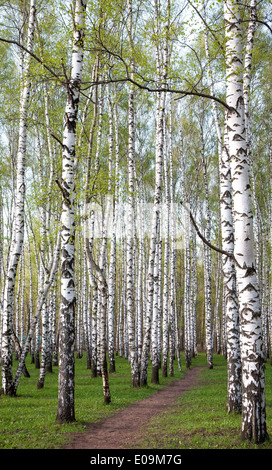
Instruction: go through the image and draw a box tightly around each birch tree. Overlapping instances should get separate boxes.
[13,230,61,395]
[1,0,36,397]
[56,0,87,424]
[162,98,171,377]
[203,0,241,411]
[224,0,267,442]
[140,0,170,387]
[126,0,140,387]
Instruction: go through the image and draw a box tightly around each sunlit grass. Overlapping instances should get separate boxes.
[129,353,272,449]
[1,352,271,449]
[0,352,184,449]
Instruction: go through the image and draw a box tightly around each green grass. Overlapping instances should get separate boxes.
[1,352,272,449]
[0,353,185,449]
[128,353,272,450]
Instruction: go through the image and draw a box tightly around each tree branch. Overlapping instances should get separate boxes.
[0,35,234,113]
[51,132,64,148]
[55,178,70,202]
[85,237,107,288]
[187,0,225,53]
[0,37,65,85]
[86,35,234,113]
[180,201,244,269]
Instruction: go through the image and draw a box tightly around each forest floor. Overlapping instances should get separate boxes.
[64,366,202,449]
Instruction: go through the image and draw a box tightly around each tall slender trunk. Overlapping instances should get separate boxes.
[85,241,111,404]
[180,132,191,369]
[107,84,118,374]
[15,256,22,360]
[203,2,241,409]
[169,95,176,377]
[162,99,171,377]
[76,235,83,359]
[1,0,36,396]
[141,0,169,386]
[82,249,91,369]
[126,0,140,387]
[26,224,35,364]
[0,191,3,297]
[224,0,267,442]
[200,125,213,370]
[56,0,86,424]
[13,232,60,395]
[37,134,51,388]
[140,94,164,385]
[82,57,99,377]
[269,144,272,364]
[190,230,198,358]
[221,121,242,412]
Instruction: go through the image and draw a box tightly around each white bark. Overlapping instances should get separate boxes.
[203,3,241,409]
[169,97,176,377]
[140,0,169,386]
[200,127,213,370]
[224,0,267,442]
[37,134,51,388]
[13,231,60,395]
[56,0,86,424]
[190,230,198,357]
[107,84,119,374]
[221,120,242,411]
[1,0,36,396]
[126,0,140,388]
[180,132,191,369]
[85,240,111,404]
[162,99,171,377]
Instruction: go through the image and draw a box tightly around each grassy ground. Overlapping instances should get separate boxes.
[129,353,272,450]
[0,352,271,449]
[0,353,184,449]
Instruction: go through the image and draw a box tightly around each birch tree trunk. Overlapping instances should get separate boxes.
[26,224,35,364]
[224,0,267,442]
[13,232,61,395]
[200,124,213,370]
[82,250,91,369]
[1,0,36,396]
[107,83,119,374]
[221,121,242,412]
[0,191,3,297]
[180,132,192,369]
[162,99,171,377]
[169,96,176,377]
[126,0,140,387]
[203,2,242,408]
[85,240,111,403]
[82,57,99,376]
[37,135,51,389]
[141,0,169,386]
[56,0,86,424]
[190,229,198,358]
[140,93,164,385]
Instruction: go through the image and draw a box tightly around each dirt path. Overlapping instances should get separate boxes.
[64,367,202,450]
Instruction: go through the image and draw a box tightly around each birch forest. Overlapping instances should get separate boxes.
[0,0,272,446]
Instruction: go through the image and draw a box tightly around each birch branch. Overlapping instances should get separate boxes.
[0,36,235,113]
[85,237,107,288]
[180,201,244,269]
[0,37,64,84]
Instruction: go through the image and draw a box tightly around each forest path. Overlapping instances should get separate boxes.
[64,366,202,449]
